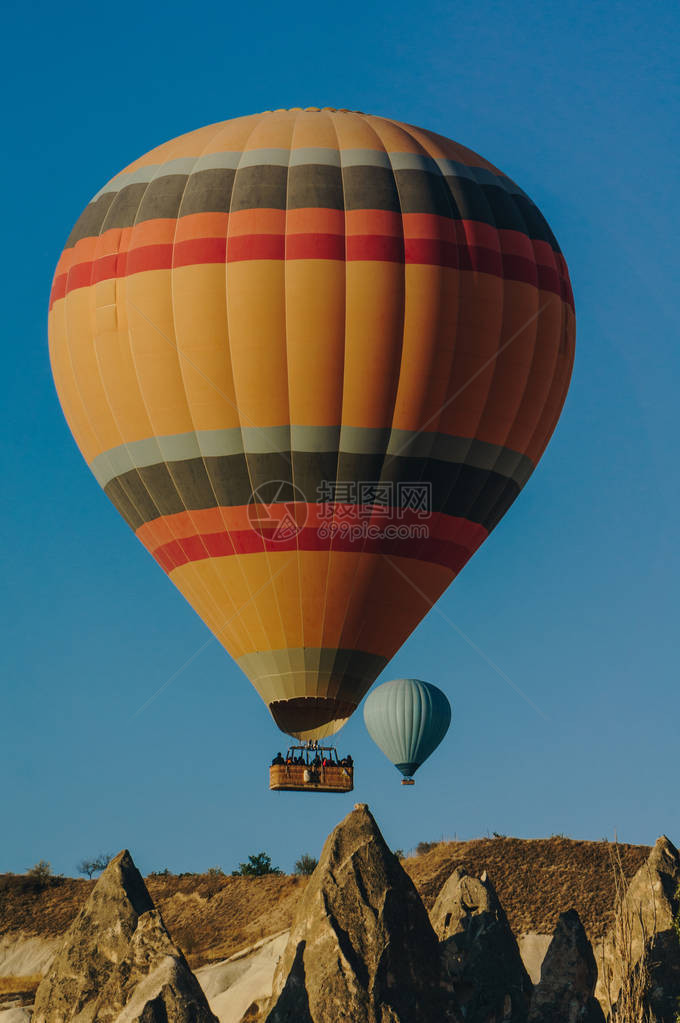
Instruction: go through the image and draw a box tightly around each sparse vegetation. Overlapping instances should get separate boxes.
[232,853,282,877]
[294,854,318,876]
[26,860,53,885]
[393,849,405,860]
[0,837,651,973]
[206,866,225,878]
[492,832,507,839]
[600,842,658,1023]
[415,841,438,856]
[77,853,112,879]
[148,868,172,877]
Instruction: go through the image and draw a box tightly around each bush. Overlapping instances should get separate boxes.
[232,853,282,877]
[206,866,225,878]
[26,861,52,884]
[415,841,438,856]
[393,849,405,860]
[77,854,112,879]
[294,854,318,876]
[148,868,172,877]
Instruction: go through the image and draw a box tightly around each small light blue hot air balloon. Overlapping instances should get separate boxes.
[363,679,452,785]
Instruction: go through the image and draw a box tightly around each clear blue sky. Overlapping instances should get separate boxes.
[2,0,679,877]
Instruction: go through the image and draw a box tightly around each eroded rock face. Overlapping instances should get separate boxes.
[596,835,680,1023]
[32,850,217,1023]
[430,866,532,1023]
[528,909,604,1023]
[263,803,460,1023]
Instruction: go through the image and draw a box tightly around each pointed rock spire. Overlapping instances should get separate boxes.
[32,849,217,1023]
[430,866,532,1023]
[529,909,604,1022]
[596,835,680,1022]
[263,803,460,1023]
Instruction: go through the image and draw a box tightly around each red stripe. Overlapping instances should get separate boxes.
[125,243,174,276]
[49,222,574,310]
[287,233,346,260]
[227,234,285,261]
[346,235,404,261]
[151,527,481,574]
[143,505,488,574]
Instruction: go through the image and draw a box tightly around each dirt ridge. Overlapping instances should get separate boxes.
[0,837,649,970]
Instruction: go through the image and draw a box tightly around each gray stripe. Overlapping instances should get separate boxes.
[340,149,392,169]
[237,148,291,168]
[90,149,525,205]
[290,424,340,451]
[387,430,534,483]
[289,147,341,168]
[90,425,534,489]
[339,425,392,455]
[237,647,386,679]
[241,425,290,453]
[91,158,198,201]
[192,151,242,172]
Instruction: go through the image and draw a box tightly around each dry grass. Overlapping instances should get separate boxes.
[0,836,651,970]
[405,836,648,941]
[600,843,657,1023]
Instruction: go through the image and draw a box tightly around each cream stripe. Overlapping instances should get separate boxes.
[89,426,534,489]
[89,150,529,204]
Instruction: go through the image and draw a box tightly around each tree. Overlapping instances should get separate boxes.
[77,853,113,879]
[415,841,438,856]
[232,852,282,877]
[294,853,318,876]
[27,860,52,883]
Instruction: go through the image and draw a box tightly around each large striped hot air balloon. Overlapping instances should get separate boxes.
[48,108,575,742]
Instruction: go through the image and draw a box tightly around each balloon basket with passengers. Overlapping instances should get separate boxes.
[269,742,354,793]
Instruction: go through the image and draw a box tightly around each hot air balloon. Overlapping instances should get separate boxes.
[363,678,451,783]
[48,108,575,753]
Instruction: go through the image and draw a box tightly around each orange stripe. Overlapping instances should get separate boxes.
[135,503,488,555]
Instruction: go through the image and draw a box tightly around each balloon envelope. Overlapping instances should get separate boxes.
[48,108,574,741]
[363,678,451,777]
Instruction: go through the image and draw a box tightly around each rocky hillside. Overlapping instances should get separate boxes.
[1,811,678,1023]
[0,836,648,969]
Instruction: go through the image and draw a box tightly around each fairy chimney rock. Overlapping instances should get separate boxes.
[32,849,217,1023]
[597,835,680,1023]
[263,803,460,1023]
[430,866,532,1023]
[529,908,604,1023]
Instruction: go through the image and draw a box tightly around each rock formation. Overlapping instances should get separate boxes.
[596,835,680,1023]
[32,849,217,1023]
[262,803,460,1023]
[430,866,532,1023]
[528,908,604,1022]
